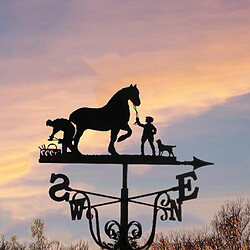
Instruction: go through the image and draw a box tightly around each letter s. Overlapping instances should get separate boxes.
[49,173,70,202]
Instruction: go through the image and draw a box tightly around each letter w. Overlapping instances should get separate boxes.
[69,198,86,220]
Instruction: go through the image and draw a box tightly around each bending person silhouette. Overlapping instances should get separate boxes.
[46,118,75,154]
[135,116,157,156]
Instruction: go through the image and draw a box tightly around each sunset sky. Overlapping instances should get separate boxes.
[1,0,250,248]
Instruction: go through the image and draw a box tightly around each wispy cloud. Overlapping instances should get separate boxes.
[1,0,250,245]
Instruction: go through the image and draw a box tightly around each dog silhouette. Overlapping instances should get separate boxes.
[156,139,176,157]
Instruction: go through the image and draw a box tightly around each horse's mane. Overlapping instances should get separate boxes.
[105,87,128,107]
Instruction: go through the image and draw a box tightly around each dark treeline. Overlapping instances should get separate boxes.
[151,198,250,250]
[1,198,249,250]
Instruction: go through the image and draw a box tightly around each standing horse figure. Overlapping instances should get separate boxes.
[69,84,141,155]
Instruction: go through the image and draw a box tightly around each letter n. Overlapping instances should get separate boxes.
[169,199,182,221]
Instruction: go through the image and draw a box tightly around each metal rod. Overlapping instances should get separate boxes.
[129,186,179,200]
[129,199,168,210]
[122,163,128,189]
[84,200,121,209]
[70,188,120,200]
[120,163,129,250]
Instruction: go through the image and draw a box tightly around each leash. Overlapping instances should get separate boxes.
[133,104,139,125]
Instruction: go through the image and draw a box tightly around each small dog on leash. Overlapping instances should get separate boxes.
[156,139,176,157]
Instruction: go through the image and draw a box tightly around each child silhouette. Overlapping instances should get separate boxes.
[135,116,157,156]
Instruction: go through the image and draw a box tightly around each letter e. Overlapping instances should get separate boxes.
[176,171,199,204]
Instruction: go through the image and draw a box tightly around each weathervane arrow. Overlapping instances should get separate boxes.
[178,156,214,170]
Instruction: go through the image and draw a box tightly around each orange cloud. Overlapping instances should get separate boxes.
[0,155,30,184]
[1,0,250,186]
[0,75,99,183]
[92,42,250,124]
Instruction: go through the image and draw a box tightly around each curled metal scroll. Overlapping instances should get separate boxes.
[159,192,171,221]
[105,220,120,241]
[128,221,142,240]
[127,191,172,250]
[70,191,121,250]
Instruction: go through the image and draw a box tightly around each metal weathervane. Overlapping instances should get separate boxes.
[39,84,213,250]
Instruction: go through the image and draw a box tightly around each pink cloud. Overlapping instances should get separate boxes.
[1,1,250,244]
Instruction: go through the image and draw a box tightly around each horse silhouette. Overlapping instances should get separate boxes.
[69,84,141,155]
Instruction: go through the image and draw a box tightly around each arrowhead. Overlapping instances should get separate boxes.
[192,156,214,170]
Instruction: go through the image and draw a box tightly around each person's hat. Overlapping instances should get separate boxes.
[146,116,154,123]
[46,119,53,126]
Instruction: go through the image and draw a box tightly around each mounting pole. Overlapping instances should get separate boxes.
[120,163,129,250]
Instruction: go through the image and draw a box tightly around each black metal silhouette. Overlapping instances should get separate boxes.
[39,152,214,170]
[46,118,75,154]
[69,84,141,155]
[47,159,213,250]
[39,143,61,157]
[41,145,213,250]
[40,85,214,249]
[156,139,176,157]
[135,116,157,156]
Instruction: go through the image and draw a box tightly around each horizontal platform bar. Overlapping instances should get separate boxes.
[39,153,179,165]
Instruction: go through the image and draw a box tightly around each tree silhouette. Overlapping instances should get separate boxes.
[0,235,26,250]
[211,198,250,248]
[0,219,90,250]
[1,199,250,249]
[151,198,250,249]
[29,219,54,250]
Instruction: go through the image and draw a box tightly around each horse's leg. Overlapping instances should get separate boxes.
[108,128,119,155]
[73,126,85,153]
[117,124,132,142]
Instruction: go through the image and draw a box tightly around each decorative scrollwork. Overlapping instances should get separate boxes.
[128,192,178,249]
[105,220,120,241]
[86,207,94,220]
[126,219,154,250]
[69,192,120,250]
[158,192,171,221]
[127,221,142,240]
[159,192,171,207]
[48,166,201,249]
